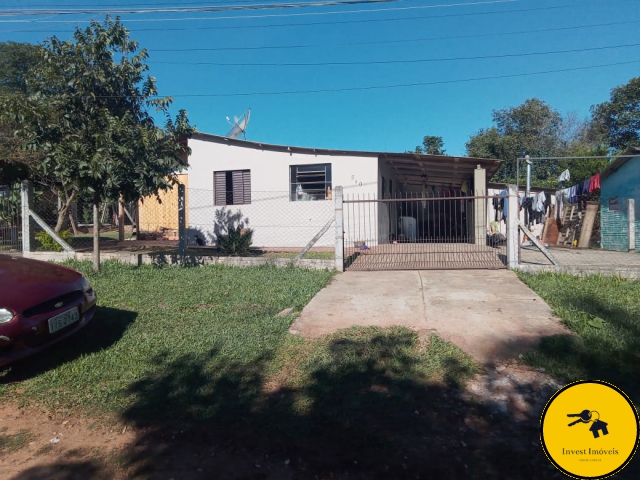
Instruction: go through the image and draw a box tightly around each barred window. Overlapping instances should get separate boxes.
[214,170,251,206]
[290,164,332,201]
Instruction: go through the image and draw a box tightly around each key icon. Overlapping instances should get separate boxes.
[567,409,592,426]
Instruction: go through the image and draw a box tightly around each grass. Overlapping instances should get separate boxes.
[517,272,640,403]
[0,427,34,455]
[0,261,473,421]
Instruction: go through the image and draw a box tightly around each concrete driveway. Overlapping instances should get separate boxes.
[290,270,570,365]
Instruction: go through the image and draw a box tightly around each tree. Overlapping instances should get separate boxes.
[1,17,194,271]
[466,99,568,185]
[412,135,446,155]
[591,76,640,151]
[0,42,43,186]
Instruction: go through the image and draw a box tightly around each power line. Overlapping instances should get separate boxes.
[143,19,640,52]
[149,41,640,66]
[4,59,637,98]
[0,3,582,32]
[0,0,397,17]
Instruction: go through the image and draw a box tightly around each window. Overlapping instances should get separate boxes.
[290,164,332,201]
[214,170,251,205]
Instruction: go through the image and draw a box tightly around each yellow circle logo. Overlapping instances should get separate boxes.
[540,380,639,479]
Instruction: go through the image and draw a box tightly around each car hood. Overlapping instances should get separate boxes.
[0,255,84,314]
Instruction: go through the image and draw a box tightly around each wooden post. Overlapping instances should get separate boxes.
[629,199,636,252]
[334,186,344,272]
[20,180,34,253]
[178,184,186,257]
[118,194,125,242]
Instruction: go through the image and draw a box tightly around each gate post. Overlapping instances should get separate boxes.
[628,199,636,252]
[334,186,344,272]
[506,184,519,269]
[20,180,34,253]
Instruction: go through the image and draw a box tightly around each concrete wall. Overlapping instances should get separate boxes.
[601,156,640,252]
[187,137,379,248]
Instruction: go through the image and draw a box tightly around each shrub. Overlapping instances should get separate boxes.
[217,226,253,256]
[36,229,72,252]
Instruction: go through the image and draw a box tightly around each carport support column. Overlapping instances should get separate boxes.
[473,165,486,245]
[507,184,519,269]
[629,198,636,252]
[334,186,344,272]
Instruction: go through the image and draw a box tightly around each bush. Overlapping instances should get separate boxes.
[217,226,253,256]
[36,229,72,252]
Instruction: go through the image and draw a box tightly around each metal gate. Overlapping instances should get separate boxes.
[343,192,507,271]
[0,184,22,252]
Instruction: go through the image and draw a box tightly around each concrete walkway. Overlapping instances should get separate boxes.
[290,270,570,365]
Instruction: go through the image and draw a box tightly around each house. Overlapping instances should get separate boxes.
[600,147,640,252]
[182,132,502,251]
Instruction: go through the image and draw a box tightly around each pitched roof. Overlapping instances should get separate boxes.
[191,132,502,187]
[601,146,640,181]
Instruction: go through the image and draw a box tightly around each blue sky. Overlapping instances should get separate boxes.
[1,0,639,156]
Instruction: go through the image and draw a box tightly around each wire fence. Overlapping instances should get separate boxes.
[186,189,335,254]
[0,184,22,252]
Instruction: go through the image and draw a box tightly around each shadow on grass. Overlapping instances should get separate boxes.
[0,307,137,383]
[524,291,640,404]
[11,330,608,480]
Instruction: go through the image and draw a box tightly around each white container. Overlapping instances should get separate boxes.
[399,216,417,241]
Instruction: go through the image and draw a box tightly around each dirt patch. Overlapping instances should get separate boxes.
[0,404,135,479]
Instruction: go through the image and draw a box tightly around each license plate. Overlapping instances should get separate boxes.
[48,308,80,333]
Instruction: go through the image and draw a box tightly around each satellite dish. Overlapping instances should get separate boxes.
[226,108,251,139]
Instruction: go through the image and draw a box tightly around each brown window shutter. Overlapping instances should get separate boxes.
[242,170,251,205]
[214,171,227,205]
[232,170,244,205]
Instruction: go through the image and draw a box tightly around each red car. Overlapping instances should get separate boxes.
[0,255,97,367]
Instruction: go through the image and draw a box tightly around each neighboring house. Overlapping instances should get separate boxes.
[182,133,502,248]
[600,147,640,252]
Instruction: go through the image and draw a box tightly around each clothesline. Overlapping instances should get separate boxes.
[555,172,601,220]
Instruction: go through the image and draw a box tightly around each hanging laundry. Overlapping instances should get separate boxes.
[555,191,564,220]
[558,169,570,184]
[582,178,591,195]
[499,189,508,221]
[536,191,546,212]
[590,173,601,192]
[569,185,579,204]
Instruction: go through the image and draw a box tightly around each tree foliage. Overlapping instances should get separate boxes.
[0,42,44,185]
[591,76,640,151]
[412,135,446,155]
[466,98,607,186]
[0,17,195,269]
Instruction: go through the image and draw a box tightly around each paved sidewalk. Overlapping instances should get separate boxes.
[290,270,570,365]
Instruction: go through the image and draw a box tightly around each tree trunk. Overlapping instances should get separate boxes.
[54,189,78,233]
[93,196,100,272]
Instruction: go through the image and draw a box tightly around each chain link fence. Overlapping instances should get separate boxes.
[186,189,335,258]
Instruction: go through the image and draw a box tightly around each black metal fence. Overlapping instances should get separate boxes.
[343,191,507,271]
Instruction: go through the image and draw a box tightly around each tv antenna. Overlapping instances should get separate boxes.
[226,108,251,139]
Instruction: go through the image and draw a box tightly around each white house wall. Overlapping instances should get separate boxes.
[186,137,379,248]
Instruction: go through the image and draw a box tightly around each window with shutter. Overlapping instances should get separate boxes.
[213,169,251,206]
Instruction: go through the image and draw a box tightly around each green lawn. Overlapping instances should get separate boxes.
[517,272,640,403]
[0,262,473,422]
